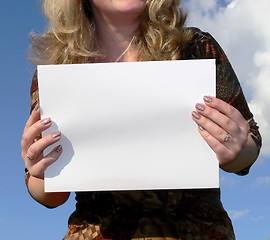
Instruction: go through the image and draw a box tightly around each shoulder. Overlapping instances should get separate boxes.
[185,27,217,46]
[181,27,228,63]
[186,27,210,41]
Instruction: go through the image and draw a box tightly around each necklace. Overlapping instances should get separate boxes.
[114,36,135,62]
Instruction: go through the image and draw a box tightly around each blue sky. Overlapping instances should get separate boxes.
[0,0,269,239]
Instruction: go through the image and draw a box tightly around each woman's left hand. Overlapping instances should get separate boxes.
[191,96,250,167]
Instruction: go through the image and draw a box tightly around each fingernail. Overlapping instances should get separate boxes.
[56,145,62,152]
[192,111,201,120]
[195,104,205,111]
[52,131,61,138]
[198,124,205,131]
[42,118,51,125]
[204,96,213,103]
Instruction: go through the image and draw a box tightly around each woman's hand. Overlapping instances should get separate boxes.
[21,106,63,179]
[191,96,250,168]
[21,106,69,208]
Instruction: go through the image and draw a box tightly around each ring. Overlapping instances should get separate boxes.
[26,154,34,160]
[223,134,231,143]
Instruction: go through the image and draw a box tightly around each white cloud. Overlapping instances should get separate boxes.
[251,215,265,221]
[183,0,270,156]
[228,209,250,220]
[183,0,219,14]
[254,176,270,187]
[220,175,236,187]
[227,0,239,9]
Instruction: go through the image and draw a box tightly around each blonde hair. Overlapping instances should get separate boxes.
[29,0,191,65]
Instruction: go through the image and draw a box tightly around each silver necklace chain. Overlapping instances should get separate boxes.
[114,36,135,62]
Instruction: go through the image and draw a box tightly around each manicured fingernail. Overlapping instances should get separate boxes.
[195,104,205,111]
[198,124,205,131]
[192,111,201,120]
[56,145,62,152]
[204,96,213,103]
[42,118,51,125]
[52,131,61,138]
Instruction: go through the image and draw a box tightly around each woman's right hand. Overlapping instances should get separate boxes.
[21,106,63,179]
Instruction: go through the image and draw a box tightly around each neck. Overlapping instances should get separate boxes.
[93,11,140,62]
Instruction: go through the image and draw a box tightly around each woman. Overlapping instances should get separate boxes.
[21,0,262,239]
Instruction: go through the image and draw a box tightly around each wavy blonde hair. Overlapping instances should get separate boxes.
[29,0,191,65]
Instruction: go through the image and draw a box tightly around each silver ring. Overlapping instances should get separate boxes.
[26,154,34,161]
[223,134,231,143]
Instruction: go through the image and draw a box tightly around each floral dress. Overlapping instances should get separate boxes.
[29,28,262,240]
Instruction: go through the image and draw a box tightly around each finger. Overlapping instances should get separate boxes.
[194,103,239,136]
[192,111,234,146]
[203,96,249,130]
[24,131,62,163]
[192,111,245,160]
[197,127,238,165]
[28,145,63,179]
[21,118,52,152]
[23,105,40,133]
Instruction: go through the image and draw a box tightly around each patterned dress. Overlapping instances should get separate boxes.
[29,28,262,240]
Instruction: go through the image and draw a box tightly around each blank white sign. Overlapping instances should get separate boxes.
[37,59,218,192]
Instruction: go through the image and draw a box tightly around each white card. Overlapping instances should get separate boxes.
[37,59,218,192]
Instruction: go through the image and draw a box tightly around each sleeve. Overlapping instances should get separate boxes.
[30,71,39,113]
[189,28,262,175]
